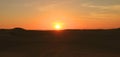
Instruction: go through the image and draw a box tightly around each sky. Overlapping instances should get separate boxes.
[0,0,120,30]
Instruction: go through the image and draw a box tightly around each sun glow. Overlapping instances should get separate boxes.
[54,22,63,30]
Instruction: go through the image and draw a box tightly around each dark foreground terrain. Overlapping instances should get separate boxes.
[0,28,120,57]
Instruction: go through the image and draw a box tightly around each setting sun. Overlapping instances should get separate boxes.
[54,22,63,30]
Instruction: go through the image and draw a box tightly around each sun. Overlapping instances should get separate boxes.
[55,24,61,30]
[54,22,62,30]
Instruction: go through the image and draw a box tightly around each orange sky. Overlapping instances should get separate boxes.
[0,0,120,30]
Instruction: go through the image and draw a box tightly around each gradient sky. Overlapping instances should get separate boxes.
[0,0,120,30]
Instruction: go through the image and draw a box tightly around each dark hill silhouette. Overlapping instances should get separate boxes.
[0,28,120,57]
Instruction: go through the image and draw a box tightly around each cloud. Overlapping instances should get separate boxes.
[81,3,120,11]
